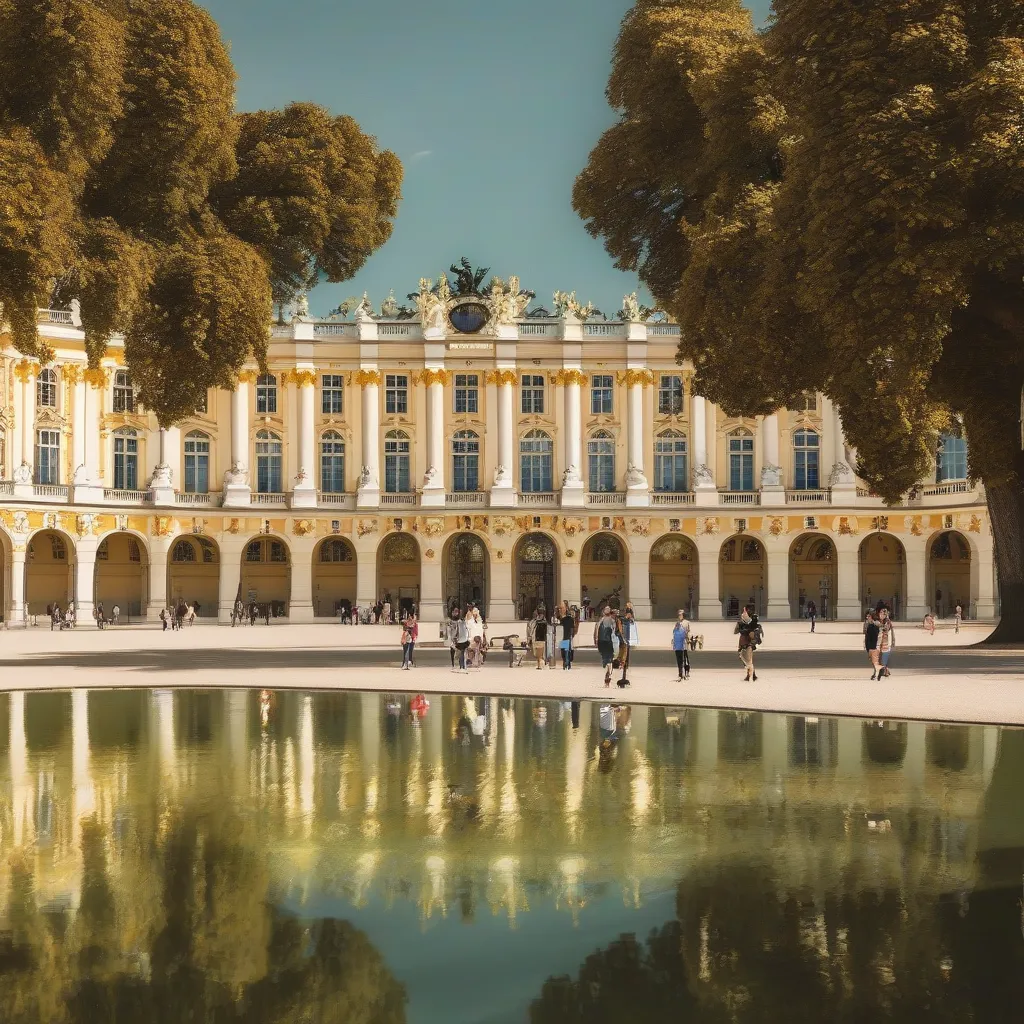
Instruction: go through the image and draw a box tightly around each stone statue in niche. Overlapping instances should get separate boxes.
[13,462,30,484]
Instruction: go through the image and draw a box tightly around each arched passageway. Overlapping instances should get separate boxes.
[443,533,489,618]
[168,536,220,616]
[927,530,972,619]
[0,529,9,624]
[377,533,420,619]
[240,536,291,617]
[312,538,357,618]
[859,533,907,619]
[513,533,558,619]
[649,535,698,619]
[789,533,837,620]
[26,530,75,616]
[95,533,149,619]
[581,533,627,614]
[719,535,765,618]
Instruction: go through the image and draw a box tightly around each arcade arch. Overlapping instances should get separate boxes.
[648,535,698,619]
[859,533,907,619]
[581,533,627,612]
[789,533,837,620]
[513,533,558,619]
[240,536,291,616]
[26,530,75,616]
[312,538,357,618]
[377,533,420,619]
[443,533,489,618]
[0,527,10,624]
[95,533,149,619]
[168,536,220,615]
[719,535,765,618]
[927,530,972,619]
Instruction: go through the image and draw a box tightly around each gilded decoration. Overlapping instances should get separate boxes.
[84,367,109,388]
[417,369,451,387]
[425,548,435,559]
[355,369,383,388]
[767,516,787,537]
[484,370,518,387]
[495,548,505,560]
[357,518,379,537]
[419,516,446,537]
[612,516,626,532]
[236,370,259,385]
[967,514,982,533]
[472,516,489,532]
[628,517,650,536]
[904,515,926,537]
[697,516,719,536]
[834,515,857,536]
[227,518,243,535]
[293,519,315,536]
[560,517,586,537]
[104,347,125,365]
[490,515,516,537]
[549,369,588,387]
[565,549,575,559]
[153,516,174,538]
[871,516,889,532]
[14,359,36,383]
[61,363,83,384]
[616,370,655,388]
[192,517,206,534]
[290,370,318,388]
[75,514,95,538]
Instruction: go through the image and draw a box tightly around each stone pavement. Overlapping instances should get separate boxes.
[0,619,1020,726]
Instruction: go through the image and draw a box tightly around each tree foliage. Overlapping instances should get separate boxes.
[0,0,402,423]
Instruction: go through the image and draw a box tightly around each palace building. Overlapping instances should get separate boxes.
[0,266,994,624]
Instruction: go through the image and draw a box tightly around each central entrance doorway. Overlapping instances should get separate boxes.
[514,533,557,619]
[444,533,488,618]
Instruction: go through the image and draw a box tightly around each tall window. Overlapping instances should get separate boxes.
[385,374,408,414]
[113,370,136,413]
[591,374,613,415]
[658,374,684,415]
[654,430,688,491]
[521,374,545,414]
[112,428,138,490]
[184,430,210,494]
[322,374,344,414]
[452,430,480,491]
[255,429,282,493]
[256,374,277,414]
[520,430,553,493]
[936,433,967,482]
[35,429,60,485]
[37,368,58,408]
[454,374,479,414]
[320,430,345,493]
[384,430,411,492]
[728,430,755,491]
[587,430,616,492]
[793,429,820,490]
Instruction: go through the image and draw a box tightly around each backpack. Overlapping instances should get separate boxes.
[598,619,613,644]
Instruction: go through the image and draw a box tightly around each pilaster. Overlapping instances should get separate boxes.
[696,541,722,620]
[75,536,98,623]
[147,537,172,620]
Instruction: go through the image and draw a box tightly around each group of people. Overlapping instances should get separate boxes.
[161,601,198,630]
[864,604,897,679]
[592,603,640,687]
[46,601,126,629]
[527,602,583,671]
[445,605,487,672]
[349,597,408,625]
[230,600,273,626]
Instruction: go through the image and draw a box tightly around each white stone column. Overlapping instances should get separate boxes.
[9,547,26,627]
[490,370,517,507]
[561,559,582,611]
[20,372,35,472]
[419,558,443,623]
[975,533,995,618]
[626,539,652,618]
[71,371,87,481]
[288,537,315,622]
[705,400,717,483]
[13,367,36,495]
[151,427,176,505]
[696,542,722,620]
[830,404,856,497]
[355,542,378,609]
[691,392,716,498]
[421,370,446,507]
[905,541,927,621]
[489,556,515,621]
[561,370,585,507]
[625,374,650,507]
[217,537,245,623]
[291,370,317,508]
[76,537,98,624]
[765,545,790,619]
[835,538,861,620]
[72,371,105,501]
[223,375,252,507]
[760,411,785,505]
[357,370,381,508]
[148,538,171,621]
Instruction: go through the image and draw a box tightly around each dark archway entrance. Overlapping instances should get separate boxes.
[514,533,557,619]
[443,533,488,618]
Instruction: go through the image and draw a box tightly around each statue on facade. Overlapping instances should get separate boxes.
[553,290,594,321]
[13,462,30,484]
[151,463,173,487]
[829,460,854,486]
[359,465,377,489]
[224,461,248,487]
[620,292,641,322]
[355,291,375,323]
[693,463,715,487]
[761,463,782,488]
[292,291,311,321]
[423,466,440,488]
[380,289,399,318]
[563,464,583,486]
[625,462,647,487]
[416,278,447,333]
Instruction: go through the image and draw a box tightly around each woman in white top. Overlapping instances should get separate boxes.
[467,609,486,667]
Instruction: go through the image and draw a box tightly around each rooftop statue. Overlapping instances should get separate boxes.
[553,290,595,321]
[620,292,640,323]
[380,289,398,318]
[450,257,490,297]
[355,291,375,323]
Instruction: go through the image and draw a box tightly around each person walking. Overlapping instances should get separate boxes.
[593,606,617,687]
[923,609,936,635]
[401,614,418,670]
[735,604,761,681]
[807,600,817,633]
[672,611,690,681]
[557,602,575,670]
[454,611,470,672]
[530,609,548,670]
[446,608,459,669]
[954,603,962,634]
[467,608,486,668]
[877,606,896,677]
[865,610,881,679]
[112,604,120,626]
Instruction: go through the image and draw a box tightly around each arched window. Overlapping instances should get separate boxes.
[256,373,277,414]
[127,539,141,562]
[728,429,754,491]
[244,538,288,562]
[171,540,196,563]
[319,539,354,563]
[37,368,58,409]
[654,430,688,492]
[112,428,138,490]
[793,429,820,490]
[255,430,282,493]
[245,539,262,562]
[587,430,615,492]
[184,430,210,494]
[113,370,135,413]
[936,433,967,482]
[195,537,218,563]
[452,430,480,492]
[320,430,345,493]
[384,430,410,493]
[35,429,60,485]
[520,429,552,493]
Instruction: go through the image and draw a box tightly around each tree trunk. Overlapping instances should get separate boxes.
[984,480,1024,643]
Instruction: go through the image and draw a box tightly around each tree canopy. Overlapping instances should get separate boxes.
[574,0,1024,636]
[0,0,402,423]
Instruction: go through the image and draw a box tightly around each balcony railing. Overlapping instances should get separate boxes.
[380,492,418,506]
[378,324,413,338]
[33,484,69,499]
[648,324,681,335]
[517,322,559,338]
[103,488,152,504]
[175,491,223,507]
[252,492,288,506]
[520,492,557,506]
[651,491,696,505]
[446,491,488,507]
[318,492,356,508]
[922,480,971,496]
[583,323,623,337]
[37,308,74,324]
[720,491,760,505]
[0,481,13,496]
[786,489,831,504]
[313,323,358,337]
[587,491,626,505]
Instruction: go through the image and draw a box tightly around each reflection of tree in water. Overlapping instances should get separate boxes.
[0,815,407,1024]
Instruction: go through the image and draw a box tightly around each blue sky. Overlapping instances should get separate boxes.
[203,0,771,316]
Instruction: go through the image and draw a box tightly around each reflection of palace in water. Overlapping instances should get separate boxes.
[0,689,1005,929]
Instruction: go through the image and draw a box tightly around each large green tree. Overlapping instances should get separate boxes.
[574,0,1024,639]
[0,0,402,424]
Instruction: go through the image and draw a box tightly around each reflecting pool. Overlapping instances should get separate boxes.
[0,689,1021,1023]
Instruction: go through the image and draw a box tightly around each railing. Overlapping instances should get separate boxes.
[37,308,74,324]
[446,491,488,507]
[175,491,223,507]
[786,489,831,504]
[518,322,559,338]
[103,488,151,504]
[0,481,13,496]
[33,484,69,499]
[651,492,696,505]
[314,323,358,337]
[648,324,681,335]
[270,325,293,338]
[380,492,418,506]
[922,480,971,496]
[379,324,413,337]
[587,491,626,505]
[583,323,623,336]
[318,493,356,508]
[252,492,288,506]
[520,492,557,506]
[720,491,760,505]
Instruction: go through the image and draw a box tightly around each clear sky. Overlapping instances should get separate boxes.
[202,0,771,317]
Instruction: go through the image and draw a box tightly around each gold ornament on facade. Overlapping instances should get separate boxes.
[871,515,889,532]
[292,519,315,536]
[616,369,655,388]
[425,548,435,559]
[290,370,317,388]
[417,368,452,387]
[565,549,575,559]
[61,364,83,384]
[75,514,95,538]
[227,518,243,534]
[484,369,518,387]
[767,516,787,537]
[904,514,924,536]
[560,516,586,537]
[356,518,379,537]
[14,360,36,383]
[84,367,109,388]
[419,516,446,537]
[236,370,259,385]
[549,369,588,387]
[834,515,857,536]
[612,516,626,532]
[628,517,650,536]
[153,516,174,538]
[968,514,982,533]
[355,369,383,388]
[697,516,720,536]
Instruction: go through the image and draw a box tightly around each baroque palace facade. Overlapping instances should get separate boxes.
[0,266,993,624]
